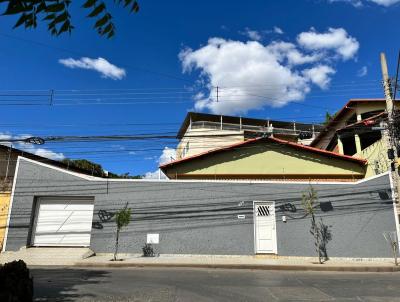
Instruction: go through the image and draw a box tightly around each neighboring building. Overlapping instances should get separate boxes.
[161,136,367,181]
[164,99,399,181]
[176,112,323,160]
[0,144,104,188]
[0,144,104,250]
[3,156,398,258]
[310,99,398,178]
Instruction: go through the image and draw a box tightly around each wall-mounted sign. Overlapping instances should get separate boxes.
[147,233,159,244]
[237,214,246,219]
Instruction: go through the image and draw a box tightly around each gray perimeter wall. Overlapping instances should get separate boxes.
[4,158,398,258]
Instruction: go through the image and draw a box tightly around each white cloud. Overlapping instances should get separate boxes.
[357,66,368,77]
[0,133,12,141]
[239,28,262,41]
[266,42,322,65]
[302,65,336,89]
[239,26,284,41]
[59,57,126,80]
[370,0,400,6]
[0,132,65,161]
[179,28,359,115]
[32,148,65,161]
[297,28,359,60]
[328,0,400,6]
[143,147,176,179]
[328,0,363,6]
[273,26,284,34]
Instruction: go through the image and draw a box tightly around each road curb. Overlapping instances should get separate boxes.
[72,262,400,272]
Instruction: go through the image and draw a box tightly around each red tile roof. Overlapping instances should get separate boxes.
[159,136,367,170]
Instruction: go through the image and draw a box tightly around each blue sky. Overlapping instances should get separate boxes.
[1,0,400,176]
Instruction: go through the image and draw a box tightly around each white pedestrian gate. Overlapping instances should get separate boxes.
[31,197,94,247]
[254,202,277,254]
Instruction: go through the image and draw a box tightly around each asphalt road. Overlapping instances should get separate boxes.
[31,267,400,302]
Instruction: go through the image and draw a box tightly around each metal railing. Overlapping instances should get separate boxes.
[190,121,319,137]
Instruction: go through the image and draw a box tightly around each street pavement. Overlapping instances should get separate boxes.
[32,267,400,302]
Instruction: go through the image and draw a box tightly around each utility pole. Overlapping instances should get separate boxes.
[381,52,400,248]
[380,53,400,206]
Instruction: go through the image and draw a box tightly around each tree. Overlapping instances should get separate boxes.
[107,172,142,179]
[1,0,139,38]
[113,203,131,261]
[62,158,105,176]
[323,111,338,126]
[301,186,332,264]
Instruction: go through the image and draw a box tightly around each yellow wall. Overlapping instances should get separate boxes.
[165,141,365,180]
[0,191,11,251]
[355,139,389,177]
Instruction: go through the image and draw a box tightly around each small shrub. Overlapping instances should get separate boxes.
[142,243,155,257]
[0,260,33,302]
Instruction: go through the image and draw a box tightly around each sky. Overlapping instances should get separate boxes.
[0,0,400,177]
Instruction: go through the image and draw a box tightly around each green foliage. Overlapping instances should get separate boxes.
[301,186,332,264]
[301,185,317,216]
[62,158,105,176]
[1,0,140,38]
[115,205,131,231]
[107,172,142,179]
[323,111,336,125]
[113,203,131,261]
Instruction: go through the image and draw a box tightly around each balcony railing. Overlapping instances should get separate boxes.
[190,121,318,138]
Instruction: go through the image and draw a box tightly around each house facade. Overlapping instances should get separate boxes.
[161,137,367,181]
[176,112,323,160]
[3,157,398,258]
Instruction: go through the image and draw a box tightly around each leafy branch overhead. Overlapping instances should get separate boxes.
[1,0,139,38]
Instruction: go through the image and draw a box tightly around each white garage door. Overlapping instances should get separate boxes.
[32,197,94,247]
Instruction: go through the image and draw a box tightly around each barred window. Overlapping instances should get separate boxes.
[257,205,270,216]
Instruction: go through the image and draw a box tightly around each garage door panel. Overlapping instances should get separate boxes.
[32,198,94,247]
[34,234,91,246]
[38,202,93,211]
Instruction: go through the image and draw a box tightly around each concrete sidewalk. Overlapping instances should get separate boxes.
[76,254,400,272]
[0,247,94,266]
[1,249,399,272]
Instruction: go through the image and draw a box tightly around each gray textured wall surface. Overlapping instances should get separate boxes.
[4,158,398,258]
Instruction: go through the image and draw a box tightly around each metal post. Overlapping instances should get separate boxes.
[220,115,223,130]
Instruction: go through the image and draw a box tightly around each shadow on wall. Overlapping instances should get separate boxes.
[32,268,110,302]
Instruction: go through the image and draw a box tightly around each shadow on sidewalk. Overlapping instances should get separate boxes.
[32,268,110,302]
